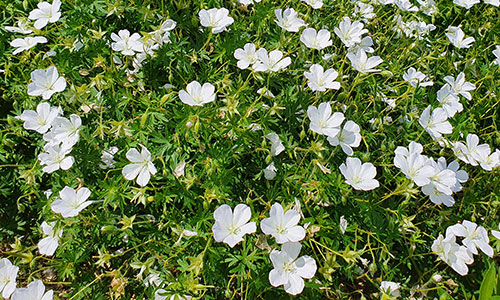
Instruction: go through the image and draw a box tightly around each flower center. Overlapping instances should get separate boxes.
[228,224,240,235]
[283,262,295,273]
[276,224,287,234]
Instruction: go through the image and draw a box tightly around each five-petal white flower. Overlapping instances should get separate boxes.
[300,28,332,50]
[0,258,18,299]
[122,146,157,187]
[269,242,317,295]
[339,157,379,191]
[179,81,216,106]
[16,102,61,134]
[28,0,62,29]
[27,66,67,100]
[38,221,62,256]
[307,102,345,137]
[261,203,306,244]
[199,8,234,34]
[274,8,306,33]
[212,204,256,248]
[304,64,340,92]
[10,36,47,55]
[51,186,93,218]
[11,280,53,300]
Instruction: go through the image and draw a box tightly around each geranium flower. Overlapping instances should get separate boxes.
[443,72,476,100]
[265,133,285,156]
[16,102,61,134]
[347,49,383,73]
[327,120,361,155]
[10,36,47,55]
[303,64,340,92]
[11,280,53,300]
[339,216,348,234]
[432,234,473,276]
[122,146,157,187]
[234,43,258,70]
[307,102,345,137]
[274,8,306,33]
[446,26,475,49]
[212,204,256,248]
[419,106,452,140]
[27,66,67,100]
[38,143,74,173]
[0,258,18,299]
[264,162,277,180]
[28,0,61,29]
[301,0,323,9]
[348,36,374,54]
[437,85,462,117]
[334,17,368,48]
[178,81,216,106]
[339,157,379,191]
[393,142,435,186]
[453,0,480,9]
[51,186,93,218]
[5,20,33,34]
[403,67,433,87]
[380,281,401,298]
[46,114,81,147]
[446,220,493,257]
[261,203,306,244]
[355,2,376,22]
[38,221,62,256]
[99,146,119,169]
[269,242,317,295]
[198,8,234,34]
[253,49,291,72]
[111,30,144,56]
[300,28,332,50]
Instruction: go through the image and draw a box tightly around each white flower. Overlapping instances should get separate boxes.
[16,102,61,134]
[339,157,379,191]
[38,221,62,256]
[264,162,277,180]
[300,28,332,50]
[304,64,340,92]
[234,43,258,70]
[28,0,61,29]
[27,66,67,100]
[111,30,144,56]
[339,216,348,234]
[198,8,234,34]
[99,146,119,169]
[419,106,452,140]
[348,36,374,54]
[257,87,275,98]
[446,26,475,49]
[51,186,93,218]
[432,234,473,276]
[355,2,376,22]
[347,49,383,73]
[274,8,306,33]
[395,0,419,11]
[393,142,435,186]
[238,0,262,5]
[253,49,291,72]
[269,242,317,295]
[38,143,74,173]
[122,146,157,187]
[492,224,500,240]
[485,0,499,6]
[261,203,305,244]
[437,85,462,118]
[212,204,256,248]
[5,20,33,34]
[266,132,285,156]
[11,280,53,300]
[178,81,216,106]
[493,46,500,65]
[452,134,492,167]
[422,158,467,207]
[307,102,345,137]
[443,72,476,100]
[334,17,368,48]
[403,67,433,87]
[0,258,18,299]
[301,0,323,9]
[46,114,81,147]
[453,0,480,9]
[446,220,493,257]
[10,36,47,55]
[327,120,361,155]
[380,281,401,298]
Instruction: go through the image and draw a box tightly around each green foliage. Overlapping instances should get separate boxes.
[0,0,499,299]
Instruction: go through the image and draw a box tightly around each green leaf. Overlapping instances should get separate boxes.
[479,265,497,300]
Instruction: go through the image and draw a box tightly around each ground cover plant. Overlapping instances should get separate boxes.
[1,0,500,299]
